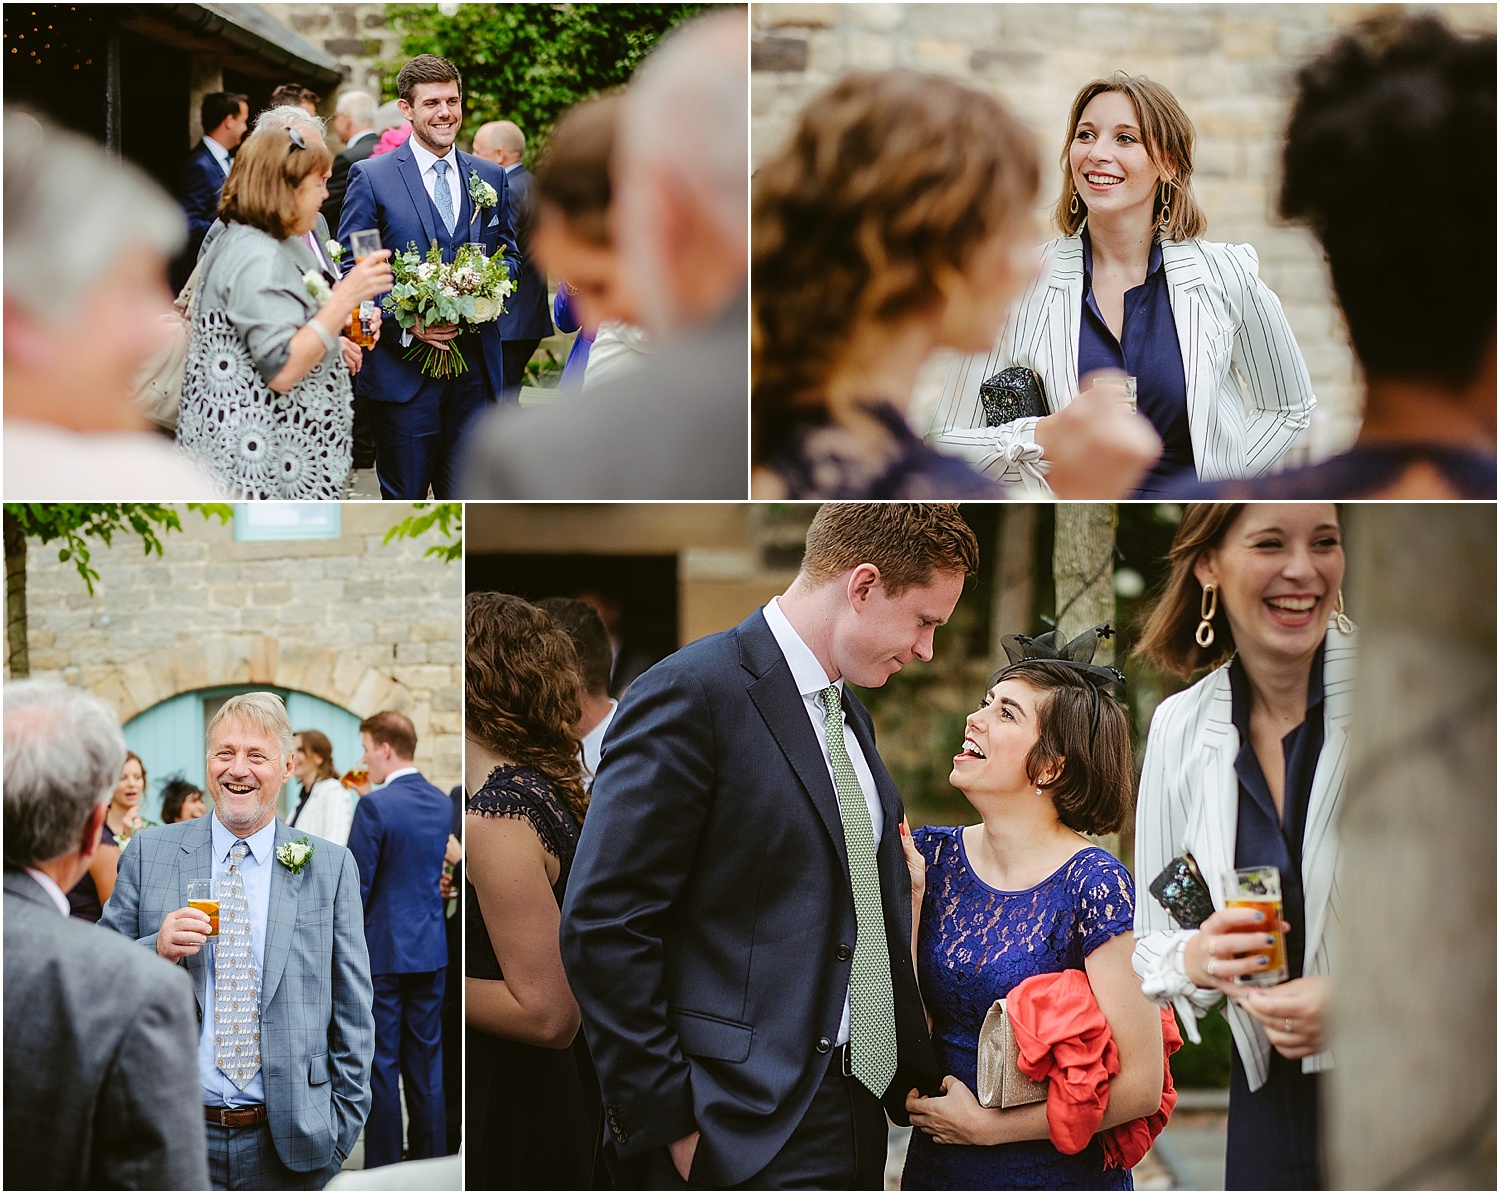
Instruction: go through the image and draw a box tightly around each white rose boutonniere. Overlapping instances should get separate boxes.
[325,239,345,269]
[303,269,333,306]
[277,837,315,875]
[468,170,499,223]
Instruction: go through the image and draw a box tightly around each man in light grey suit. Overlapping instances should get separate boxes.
[4,680,209,1190]
[102,692,375,1191]
[461,11,747,498]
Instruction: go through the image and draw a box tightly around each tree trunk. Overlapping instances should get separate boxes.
[4,509,28,679]
[990,505,1037,656]
[1328,504,1496,1189]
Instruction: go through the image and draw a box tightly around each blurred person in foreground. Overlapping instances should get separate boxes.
[160,776,209,825]
[5,680,208,1190]
[68,750,148,922]
[474,119,556,397]
[178,110,393,499]
[3,114,217,498]
[752,70,1158,499]
[101,692,375,1191]
[1184,14,1495,499]
[1133,504,1355,1188]
[465,593,598,1189]
[462,11,748,498]
[537,596,619,783]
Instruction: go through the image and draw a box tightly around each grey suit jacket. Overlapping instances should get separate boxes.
[100,816,376,1174]
[461,287,749,498]
[4,868,209,1190]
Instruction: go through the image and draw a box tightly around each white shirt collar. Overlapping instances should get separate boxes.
[502,161,522,174]
[409,136,458,179]
[203,136,231,174]
[379,766,420,786]
[762,597,839,700]
[23,868,71,916]
[211,810,278,864]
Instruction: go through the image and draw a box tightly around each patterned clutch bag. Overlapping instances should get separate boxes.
[979,366,1045,425]
[1148,852,1216,930]
[976,999,1049,1109]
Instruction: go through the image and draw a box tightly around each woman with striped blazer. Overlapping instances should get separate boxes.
[1131,503,1354,1190]
[928,75,1316,496]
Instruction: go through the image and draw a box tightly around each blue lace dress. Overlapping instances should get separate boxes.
[902,826,1136,1191]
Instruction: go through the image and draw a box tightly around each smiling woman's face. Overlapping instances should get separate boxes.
[1069,90,1161,225]
[950,677,1046,796]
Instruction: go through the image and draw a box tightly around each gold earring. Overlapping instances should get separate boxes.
[1069,191,1079,216]
[1196,583,1217,648]
[1334,589,1354,636]
[1158,181,1172,231]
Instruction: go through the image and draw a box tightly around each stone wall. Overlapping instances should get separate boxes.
[13,503,462,788]
[260,3,402,118]
[752,2,1496,459]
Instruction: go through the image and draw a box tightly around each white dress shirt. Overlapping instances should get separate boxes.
[408,138,461,216]
[200,814,276,1107]
[203,136,231,178]
[580,700,619,779]
[762,596,883,1047]
[372,765,419,790]
[24,868,71,916]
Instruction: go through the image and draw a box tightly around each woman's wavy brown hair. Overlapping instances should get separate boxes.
[219,123,332,240]
[466,593,589,826]
[1131,503,1247,679]
[752,70,1040,463]
[294,729,338,784]
[1054,73,1207,242]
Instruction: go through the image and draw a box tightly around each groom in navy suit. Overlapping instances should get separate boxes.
[562,504,978,1188]
[346,711,452,1169]
[338,54,521,499]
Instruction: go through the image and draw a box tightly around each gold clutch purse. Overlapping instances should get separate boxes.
[975,998,1050,1109]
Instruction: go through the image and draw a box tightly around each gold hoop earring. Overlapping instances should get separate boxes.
[1158,181,1172,232]
[1196,583,1217,648]
[1334,589,1354,636]
[1069,191,1079,216]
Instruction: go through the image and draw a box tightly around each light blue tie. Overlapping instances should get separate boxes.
[432,158,456,235]
[214,840,262,1090]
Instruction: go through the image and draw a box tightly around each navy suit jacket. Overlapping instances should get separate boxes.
[347,770,452,975]
[495,165,554,342]
[338,142,522,407]
[560,609,941,1187]
[176,140,228,288]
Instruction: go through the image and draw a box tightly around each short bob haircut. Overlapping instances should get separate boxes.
[801,502,980,596]
[991,660,1132,835]
[219,122,332,240]
[159,776,204,825]
[1055,72,1207,243]
[294,728,339,783]
[753,70,1040,460]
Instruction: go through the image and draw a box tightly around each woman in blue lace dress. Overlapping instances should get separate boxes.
[900,632,1165,1190]
[464,593,599,1189]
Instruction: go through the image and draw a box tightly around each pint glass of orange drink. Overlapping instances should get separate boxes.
[1223,866,1288,986]
[186,879,219,940]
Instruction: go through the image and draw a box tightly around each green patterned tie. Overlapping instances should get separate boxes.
[820,684,899,1098]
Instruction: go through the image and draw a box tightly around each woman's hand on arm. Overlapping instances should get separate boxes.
[1087,932,1166,1127]
[906,1076,1050,1146]
[464,811,580,1049]
[1234,975,1330,1059]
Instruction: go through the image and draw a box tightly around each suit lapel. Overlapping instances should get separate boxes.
[451,151,475,246]
[395,141,438,252]
[180,816,215,1006]
[1303,623,1355,964]
[1161,239,1228,473]
[260,821,302,1008]
[1190,663,1240,901]
[1042,236,1083,407]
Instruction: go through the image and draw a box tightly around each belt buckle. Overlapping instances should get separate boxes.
[216,1107,231,1127]
[840,1043,854,1078]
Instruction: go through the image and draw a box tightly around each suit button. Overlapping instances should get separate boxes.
[816,1037,831,1054]
[835,944,852,962]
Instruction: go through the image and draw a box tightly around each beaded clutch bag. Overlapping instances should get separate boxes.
[979,366,1045,425]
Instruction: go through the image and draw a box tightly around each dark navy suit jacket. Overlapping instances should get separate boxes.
[321,131,378,238]
[495,165,554,343]
[176,140,229,289]
[560,610,940,1187]
[337,142,522,407]
[347,770,452,975]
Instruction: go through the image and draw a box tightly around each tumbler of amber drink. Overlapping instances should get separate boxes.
[186,880,219,940]
[1223,866,1288,986]
[347,304,378,349]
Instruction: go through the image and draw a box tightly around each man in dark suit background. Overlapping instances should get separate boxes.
[348,710,453,1168]
[474,119,554,396]
[561,504,979,1188]
[4,680,208,1191]
[175,90,247,290]
[338,53,521,499]
[322,90,379,237]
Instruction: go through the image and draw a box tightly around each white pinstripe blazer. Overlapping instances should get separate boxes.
[1132,621,1354,1092]
[927,234,1317,489]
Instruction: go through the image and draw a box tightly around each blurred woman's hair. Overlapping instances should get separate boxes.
[466,593,589,826]
[1280,13,1494,389]
[751,70,1040,464]
[989,662,1133,835]
[1054,73,1207,242]
[1132,503,1249,678]
[373,98,407,135]
[294,729,338,783]
[219,122,333,240]
[159,776,204,825]
[534,94,623,248]
[3,113,184,325]
[120,750,146,789]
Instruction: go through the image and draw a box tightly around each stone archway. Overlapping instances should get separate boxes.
[85,633,411,723]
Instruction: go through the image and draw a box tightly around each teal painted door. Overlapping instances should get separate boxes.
[124,688,363,823]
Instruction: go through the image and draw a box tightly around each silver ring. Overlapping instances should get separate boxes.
[1284,1017,1293,1033]
[1206,956,1218,979]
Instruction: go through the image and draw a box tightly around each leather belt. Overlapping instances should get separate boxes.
[204,1104,268,1127]
[836,1042,854,1078]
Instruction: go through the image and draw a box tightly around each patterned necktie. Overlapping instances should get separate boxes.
[432,158,456,235]
[215,840,262,1090]
[820,685,899,1098]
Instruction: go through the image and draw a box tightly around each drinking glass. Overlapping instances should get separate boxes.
[349,229,382,261]
[1223,866,1288,986]
[1123,375,1139,413]
[186,879,220,940]
[347,229,383,344]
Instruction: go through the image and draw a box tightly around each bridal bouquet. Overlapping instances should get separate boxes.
[382,240,513,378]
